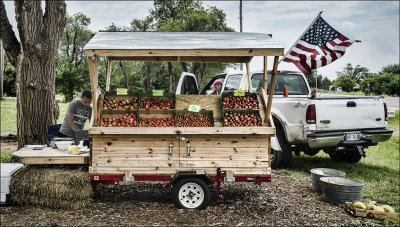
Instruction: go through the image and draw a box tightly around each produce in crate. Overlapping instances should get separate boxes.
[222,95,258,109]
[103,97,138,110]
[140,97,175,109]
[139,116,175,127]
[100,113,137,127]
[352,202,395,213]
[224,112,262,127]
[176,113,213,127]
[353,201,366,209]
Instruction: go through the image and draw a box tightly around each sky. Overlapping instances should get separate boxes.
[4,1,400,80]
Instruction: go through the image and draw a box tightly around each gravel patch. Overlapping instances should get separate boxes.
[1,170,373,226]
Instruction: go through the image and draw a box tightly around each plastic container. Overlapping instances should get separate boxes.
[320,177,364,205]
[310,168,346,192]
[55,141,73,151]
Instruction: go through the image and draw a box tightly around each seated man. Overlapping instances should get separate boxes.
[58,91,92,138]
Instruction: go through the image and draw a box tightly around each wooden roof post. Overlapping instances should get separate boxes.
[106,58,112,91]
[246,62,252,92]
[263,56,268,90]
[93,56,99,126]
[265,56,279,120]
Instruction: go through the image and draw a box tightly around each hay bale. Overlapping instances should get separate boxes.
[10,166,92,210]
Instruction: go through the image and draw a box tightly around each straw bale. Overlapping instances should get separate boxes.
[10,166,92,210]
[176,95,223,126]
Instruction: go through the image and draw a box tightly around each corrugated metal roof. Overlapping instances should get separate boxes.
[84,32,284,50]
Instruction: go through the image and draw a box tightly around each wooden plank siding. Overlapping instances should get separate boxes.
[90,134,270,176]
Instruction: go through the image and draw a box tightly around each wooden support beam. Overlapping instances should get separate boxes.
[89,127,275,136]
[107,56,252,63]
[246,62,252,92]
[259,88,269,124]
[84,49,285,58]
[265,56,279,119]
[263,56,268,89]
[106,58,112,91]
[93,57,99,126]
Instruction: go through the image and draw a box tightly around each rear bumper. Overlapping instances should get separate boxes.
[307,128,393,149]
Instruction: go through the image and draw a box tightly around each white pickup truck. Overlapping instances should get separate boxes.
[176,71,393,169]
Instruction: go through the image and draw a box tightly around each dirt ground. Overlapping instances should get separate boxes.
[1,171,373,226]
[1,137,372,226]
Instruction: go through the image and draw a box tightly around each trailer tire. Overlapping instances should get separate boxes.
[172,177,210,210]
[271,120,292,169]
[327,148,362,163]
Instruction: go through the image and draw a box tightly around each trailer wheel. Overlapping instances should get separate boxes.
[172,177,210,210]
[271,119,292,169]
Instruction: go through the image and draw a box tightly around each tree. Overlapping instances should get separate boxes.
[336,63,369,84]
[1,0,66,148]
[124,0,234,91]
[56,13,92,102]
[360,64,400,96]
[306,70,322,89]
[2,55,16,96]
[333,76,355,92]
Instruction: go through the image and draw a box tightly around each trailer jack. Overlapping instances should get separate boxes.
[216,168,224,203]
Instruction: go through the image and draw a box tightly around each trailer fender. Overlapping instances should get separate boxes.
[171,171,215,186]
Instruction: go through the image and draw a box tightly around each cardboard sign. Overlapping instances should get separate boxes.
[188,105,201,112]
[153,90,164,96]
[116,88,128,95]
[234,90,246,96]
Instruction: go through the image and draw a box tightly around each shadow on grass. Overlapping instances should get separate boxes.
[286,154,399,184]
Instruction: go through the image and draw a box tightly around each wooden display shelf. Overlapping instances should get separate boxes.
[12,147,89,165]
[89,126,275,135]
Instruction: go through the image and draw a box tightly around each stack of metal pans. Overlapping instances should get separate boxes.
[310,168,346,192]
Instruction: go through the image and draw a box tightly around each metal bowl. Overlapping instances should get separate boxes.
[310,168,346,193]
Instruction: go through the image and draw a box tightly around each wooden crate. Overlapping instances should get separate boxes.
[221,92,259,110]
[345,202,398,219]
[175,110,214,127]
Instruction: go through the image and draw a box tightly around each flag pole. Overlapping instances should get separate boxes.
[279,10,324,64]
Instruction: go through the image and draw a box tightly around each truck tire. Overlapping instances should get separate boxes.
[271,120,292,169]
[327,148,362,163]
[172,177,210,210]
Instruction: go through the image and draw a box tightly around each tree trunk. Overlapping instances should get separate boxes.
[0,39,4,97]
[1,0,66,149]
[168,62,172,92]
[144,62,152,92]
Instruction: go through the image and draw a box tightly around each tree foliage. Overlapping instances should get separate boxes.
[360,64,399,96]
[103,0,235,93]
[56,13,92,102]
[336,63,369,84]
[333,75,356,92]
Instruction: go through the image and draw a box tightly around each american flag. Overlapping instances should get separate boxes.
[282,16,359,75]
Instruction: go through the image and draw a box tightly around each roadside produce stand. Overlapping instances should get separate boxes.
[14,32,284,209]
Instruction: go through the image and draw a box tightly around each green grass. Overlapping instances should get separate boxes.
[1,149,16,163]
[1,99,71,136]
[281,114,400,226]
[387,110,399,132]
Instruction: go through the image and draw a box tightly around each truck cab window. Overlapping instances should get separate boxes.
[251,73,309,95]
[223,74,243,93]
[181,75,199,95]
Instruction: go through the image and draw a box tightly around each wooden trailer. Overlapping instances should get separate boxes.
[14,32,284,209]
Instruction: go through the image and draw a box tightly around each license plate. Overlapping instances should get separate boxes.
[345,132,359,141]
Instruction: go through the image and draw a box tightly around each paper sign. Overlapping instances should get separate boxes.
[116,88,128,95]
[153,90,164,96]
[234,90,246,96]
[188,105,201,112]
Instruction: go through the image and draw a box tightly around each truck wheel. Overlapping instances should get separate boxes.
[172,177,210,210]
[327,148,362,163]
[271,120,292,169]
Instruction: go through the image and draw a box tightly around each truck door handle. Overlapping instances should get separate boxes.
[169,144,173,157]
[347,101,356,107]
